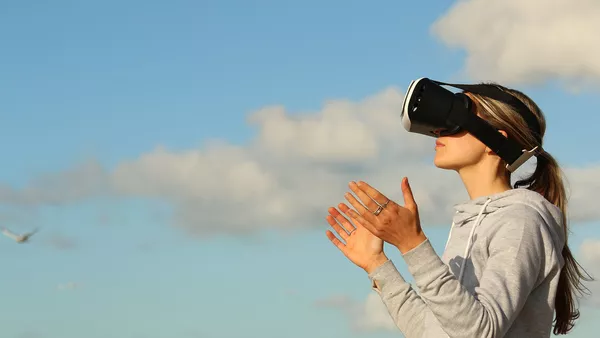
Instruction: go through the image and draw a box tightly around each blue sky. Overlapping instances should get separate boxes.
[1,1,600,337]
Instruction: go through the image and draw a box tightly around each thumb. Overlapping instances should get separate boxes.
[401,177,418,212]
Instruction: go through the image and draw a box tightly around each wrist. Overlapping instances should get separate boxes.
[364,254,389,274]
[396,233,427,255]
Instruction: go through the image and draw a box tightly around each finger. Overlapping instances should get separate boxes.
[348,181,380,212]
[338,202,379,235]
[326,214,349,241]
[401,177,418,212]
[356,181,393,207]
[344,192,378,225]
[328,207,356,234]
[326,229,348,255]
[338,203,364,228]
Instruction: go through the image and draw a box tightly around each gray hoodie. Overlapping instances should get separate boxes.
[368,188,566,338]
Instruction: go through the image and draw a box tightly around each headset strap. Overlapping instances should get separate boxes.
[433,80,541,139]
[446,92,539,172]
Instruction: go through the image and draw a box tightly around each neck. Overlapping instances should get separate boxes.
[457,162,512,200]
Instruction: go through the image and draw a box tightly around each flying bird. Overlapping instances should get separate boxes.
[1,227,39,243]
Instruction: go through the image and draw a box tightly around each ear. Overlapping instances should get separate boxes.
[486,130,509,154]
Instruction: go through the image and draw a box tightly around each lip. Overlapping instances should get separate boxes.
[435,140,445,147]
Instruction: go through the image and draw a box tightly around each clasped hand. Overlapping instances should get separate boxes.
[325,177,427,273]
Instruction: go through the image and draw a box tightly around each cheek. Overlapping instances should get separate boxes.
[447,138,485,159]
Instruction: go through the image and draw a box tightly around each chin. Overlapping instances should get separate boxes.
[433,160,455,170]
[433,154,460,171]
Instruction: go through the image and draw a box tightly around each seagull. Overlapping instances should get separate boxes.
[1,227,39,243]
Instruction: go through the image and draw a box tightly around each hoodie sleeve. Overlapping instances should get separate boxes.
[388,211,551,338]
[367,260,435,337]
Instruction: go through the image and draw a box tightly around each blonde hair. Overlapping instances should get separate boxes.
[468,85,593,335]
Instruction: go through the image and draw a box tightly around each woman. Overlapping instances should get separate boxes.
[325,84,592,338]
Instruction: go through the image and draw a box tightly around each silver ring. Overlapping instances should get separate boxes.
[373,199,390,216]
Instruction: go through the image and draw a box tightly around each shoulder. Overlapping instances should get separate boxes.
[488,189,564,233]
[493,203,546,225]
[483,203,563,257]
[488,206,545,237]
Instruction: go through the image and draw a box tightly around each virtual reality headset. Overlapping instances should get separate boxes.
[401,77,541,172]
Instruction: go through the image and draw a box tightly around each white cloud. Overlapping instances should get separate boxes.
[358,292,398,331]
[247,87,430,162]
[314,293,396,332]
[579,239,600,306]
[0,86,599,236]
[431,0,600,87]
[564,166,600,222]
[0,161,110,206]
[0,86,452,236]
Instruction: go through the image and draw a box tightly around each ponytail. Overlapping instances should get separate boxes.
[514,150,593,335]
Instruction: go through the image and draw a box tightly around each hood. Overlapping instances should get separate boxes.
[452,188,564,233]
